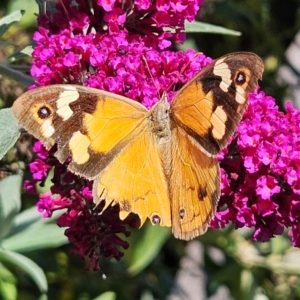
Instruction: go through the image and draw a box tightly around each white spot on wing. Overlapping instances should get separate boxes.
[40,119,55,138]
[235,85,246,104]
[56,87,80,121]
[69,131,90,164]
[213,58,231,92]
[210,105,227,140]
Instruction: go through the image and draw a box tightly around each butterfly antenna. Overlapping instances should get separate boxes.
[182,52,203,75]
[162,51,204,103]
[142,55,162,100]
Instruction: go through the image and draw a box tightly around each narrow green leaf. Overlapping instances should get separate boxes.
[4,44,33,63]
[185,21,241,36]
[93,291,117,300]
[0,108,20,161]
[8,206,44,236]
[7,1,39,28]
[0,263,17,300]
[0,249,47,293]
[0,11,25,38]
[126,224,170,276]
[20,45,33,56]
[2,223,68,252]
[0,278,17,300]
[0,63,34,86]
[0,175,22,240]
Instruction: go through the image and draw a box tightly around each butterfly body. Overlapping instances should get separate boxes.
[13,52,264,240]
[150,98,171,141]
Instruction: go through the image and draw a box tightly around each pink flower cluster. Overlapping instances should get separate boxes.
[31,27,211,108]
[38,0,203,48]
[212,92,300,247]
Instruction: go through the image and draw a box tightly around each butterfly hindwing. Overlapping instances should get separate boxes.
[93,126,171,227]
[169,125,220,240]
[170,52,264,156]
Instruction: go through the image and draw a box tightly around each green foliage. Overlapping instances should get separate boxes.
[0,175,69,299]
[0,109,20,161]
[185,20,241,36]
[125,223,171,276]
[0,10,24,38]
[0,10,34,88]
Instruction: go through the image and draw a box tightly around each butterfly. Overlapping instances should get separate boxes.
[12,52,264,240]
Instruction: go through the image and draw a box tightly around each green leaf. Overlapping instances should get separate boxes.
[2,222,68,252]
[0,108,20,161]
[185,21,241,36]
[0,63,34,86]
[4,44,33,63]
[8,206,45,236]
[93,291,117,300]
[0,263,17,300]
[7,1,38,28]
[0,249,47,293]
[126,224,170,276]
[0,175,22,240]
[0,11,25,38]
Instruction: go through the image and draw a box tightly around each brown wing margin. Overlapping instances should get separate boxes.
[170,125,220,240]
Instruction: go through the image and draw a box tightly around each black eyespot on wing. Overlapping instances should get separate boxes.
[38,106,52,119]
[179,208,185,219]
[236,71,246,85]
[152,215,161,225]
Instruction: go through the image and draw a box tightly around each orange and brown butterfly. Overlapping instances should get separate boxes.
[12,52,264,240]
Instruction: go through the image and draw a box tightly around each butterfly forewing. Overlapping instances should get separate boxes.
[170,52,264,156]
[12,85,149,179]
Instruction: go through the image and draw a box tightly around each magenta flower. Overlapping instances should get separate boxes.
[38,0,203,47]
[211,91,300,245]
[28,159,51,181]
[256,176,281,200]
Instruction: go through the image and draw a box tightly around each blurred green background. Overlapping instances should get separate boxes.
[0,0,300,300]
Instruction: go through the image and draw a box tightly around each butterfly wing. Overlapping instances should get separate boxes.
[93,126,171,227]
[170,52,264,155]
[12,84,149,179]
[167,52,264,239]
[169,126,219,240]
